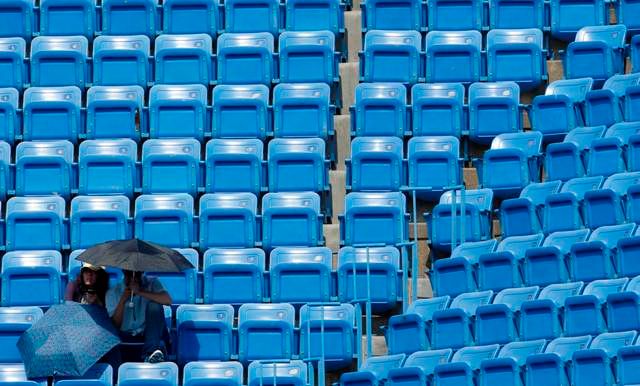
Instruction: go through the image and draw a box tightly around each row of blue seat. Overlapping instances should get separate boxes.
[0,32,340,90]
[0,0,346,39]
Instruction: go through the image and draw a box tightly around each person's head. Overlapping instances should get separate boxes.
[80,264,104,286]
[123,270,143,286]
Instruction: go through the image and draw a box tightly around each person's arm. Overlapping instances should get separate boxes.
[137,290,172,306]
[64,281,78,301]
[110,288,131,329]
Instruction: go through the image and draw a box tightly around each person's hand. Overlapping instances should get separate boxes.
[128,281,141,296]
[120,287,132,302]
[84,293,98,305]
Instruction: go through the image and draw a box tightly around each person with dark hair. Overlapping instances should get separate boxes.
[64,263,109,306]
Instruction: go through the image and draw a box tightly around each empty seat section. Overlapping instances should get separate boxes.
[0,308,43,363]
[149,84,208,141]
[203,248,265,304]
[262,192,323,250]
[520,282,585,340]
[479,339,547,385]
[205,139,264,195]
[142,138,201,195]
[224,0,280,34]
[468,82,521,145]
[571,331,638,386]
[199,193,258,249]
[78,139,138,197]
[361,31,422,84]
[101,0,158,37]
[150,248,199,304]
[411,83,464,137]
[155,34,213,85]
[118,363,179,386]
[134,193,195,248]
[15,140,75,198]
[425,31,482,84]
[352,83,407,138]
[238,303,295,363]
[339,354,406,386]
[349,137,403,192]
[86,86,145,141]
[30,36,88,88]
[248,361,308,386]
[585,125,638,177]
[269,247,333,304]
[176,304,235,364]
[564,278,628,336]
[606,278,640,332]
[0,38,26,91]
[427,0,482,30]
[430,290,493,349]
[1,250,62,306]
[486,28,545,90]
[489,0,545,29]
[407,136,461,200]
[582,172,640,229]
[584,73,640,127]
[500,180,562,237]
[279,31,337,84]
[618,335,640,385]
[525,335,593,385]
[268,138,327,192]
[387,349,453,385]
[23,86,82,143]
[362,0,421,31]
[286,0,343,33]
[183,361,243,386]
[273,83,333,139]
[0,88,19,145]
[432,345,500,385]
[217,33,274,85]
[299,304,355,369]
[342,192,407,246]
[616,235,640,277]
[543,176,604,233]
[6,196,66,251]
[92,35,150,87]
[544,125,605,181]
[0,0,34,40]
[163,0,218,35]
[70,195,130,250]
[550,0,606,40]
[213,85,270,140]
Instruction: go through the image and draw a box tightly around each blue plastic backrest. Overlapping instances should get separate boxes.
[564,126,607,150]
[338,246,400,268]
[71,195,130,217]
[407,136,460,157]
[177,304,235,327]
[262,192,321,214]
[142,138,201,160]
[118,363,179,386]
[560,176,605,199]
[87,85,145,109]
[2,250,62,272]
[355,82,407,105]
[412,83,465,102]
[215,84,270,103]
[407,296,452,319]
[439,188,493,212]
[365,30,421,51]
[23,85,82,110]
[206,138,264,159]
[426,30,482,49]
[217,32,274,54]
[248,361,307,384]
[345,191,406,214]
[279,30,335,51]
[404,349,453,373]
[155,33,212,54]
[150,84,208,110]
[602,73,640,97]
[491,131,543,157]
[493,286,540,310]
[544,229,591,253]
[575,25,627,49]
[451,345,500,370]
[55,363,114,385]
[238,303,295,325]
[499,340,547,366]
[590,331,638,356]
[521,181,563,206]
[589,223,636,248]
[451,239,499,260]
[487,28,543,48]
[7,195,66,220]
[497,233,545,257]
[361,354,406,378]
[79,138,137,163]
[0,87,19,108]
[199,192,258,214]
[269,137,326,158]
[584,278,630,301]
[31,35,88,57]
[135,193,194,217]
[0,37,26,58]
[352,136,404,158]
[469,81,520,101]
[604,122,640,143]
[545,78,594,102]
[94,34,150,56]
[203,248,266,271]
[184,362,244,386]
[626,275,640,292]
[0,306,44,325]
[450,290,494,314]
[299,303,355,326]
[545,336,593,361]
[538,282,585,305]
[269,247,332,269]
[0,364,46,385]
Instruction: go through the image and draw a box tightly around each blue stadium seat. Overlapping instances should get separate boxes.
[199,193,258,249]
[0,38,27,91]
[425,31,482,84]
[262,192,323,250]
[213,84,270,140]
[30,36,88,87]
[386,296,451,354]
[624,81,640,123]
[468,82,521,145]
[0,140,11,202]
[134,193,195,248]
[525,335,592,385]
[486,28,546,90]
[387,349,453,386]
[0,308,43,363]
[520,281,585,340]
[352,83,407,137]
[407,136,461,201]
[142,138,201,196]
[564,278,628,336]
[550,0,606,40]
[149,84,208,141]
[268,138,327,192]
[279,31,337,84]
[605,276,640,333]
[475,286,540,345]
[583,172,640,229]
[489,0,545,29]
[15,140,75,198]
[565,25,627,86]
[500,180,562,238]
[6,196,66,251]
[286,0,343,33]
[70,195,130,250]
[23,86,82,143]
[248,361,309,386]
[183,361,243,386]
[584,73,640,127]
[543,176,604,234]
[337,246,400,312]
[523,229,590,286]
[0,88,19,145]
[273,83,333,139]
[224,0,280,34]
[411,83,465,138]
[176,304,235,364]
[238,303,296,363]
[427,0,483,30]
[477,233,544,291]
[163,0,218,35]
[0,0,34,40]
[101,0,159,37]
[479,339,546,386]
[299,303,355,369]
[1,250,62,306]
[476,131,543,199]
[68,250,123,289]
[531,78,593,142]
[362,0,421,31]
[269,247,333,304]
[86,86,146,141]
[93,35,150,88]
[348,136,403,192]
[203,248,265,304]
[361,30,422,84]
[217,33,275,85]
[632,35,640,74]
[571,331,638,386]
[155,34,213,86]
[615,235,640,278]
[78,139,138,197]
[427,189,493,253]
[39,0,95,38]
[431,290,493,350]
[339,354,406,386]
[627,182,640,222]
[544,125,606,181]
[149,248,198,304]
[205,139,264,195]
[432,344,500,386]
[54,363,113,386]
[118,362,179,386]
[342,192,407,246]
[617,334,640,386]
[618,0,640,35]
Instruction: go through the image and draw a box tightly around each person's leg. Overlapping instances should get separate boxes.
[142,301,167,357]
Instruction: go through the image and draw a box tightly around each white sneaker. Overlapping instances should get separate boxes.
[145,349,164,363]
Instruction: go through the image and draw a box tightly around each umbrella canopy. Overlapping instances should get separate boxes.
[76,239,194,272]
[17,303,120,378]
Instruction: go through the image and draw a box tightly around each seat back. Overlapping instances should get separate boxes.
[142,139,201,195]
[203,248,265,304]
[268,138,326,192]
[199,193,258,249]
[93,35,150,87]
[205,139,264,195]
[216,32,275,85]
[353,82,407,137]
[343,192,406,246]
[183,361,243,386]
[544,335,593,360]
[279,31,336,84]
[213,84,270,140]
[538,281,585,305]
[149,84,208,140]
[543,229,591,254]
[273,83,331,139]
[155,34,212,86]
[450,345,501,370]
[262,192,322,249]
[238,303,296,362]
[70,195,130,250]
[450,290,494,315]
[411,83,465,137]
[86,86,145,141]
[362,30,422,84]
[30,36,88,87]
[0,38,26,91]
[575,25,627,49]
[6,196,66,251]
[1,250,62,306]
[23,86,82,144]
[101,0,159,37]
[0,307,43,363]
[469,81,521,144]
[134,193,194,248]
[118,363,179,386]
[224,0,280,34]
[352,136,404,192]
[425,31,482,84]
[270,247,333,303]
[176,305,235,363]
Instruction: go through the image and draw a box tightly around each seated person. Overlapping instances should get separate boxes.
[65,263,109,306]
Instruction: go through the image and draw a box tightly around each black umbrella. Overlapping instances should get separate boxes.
[76,239,194,272]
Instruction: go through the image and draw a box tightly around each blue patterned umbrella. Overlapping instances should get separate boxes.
[17,303,120,378]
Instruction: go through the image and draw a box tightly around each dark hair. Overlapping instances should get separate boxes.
[76,268,109,305]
